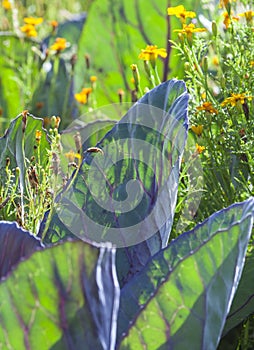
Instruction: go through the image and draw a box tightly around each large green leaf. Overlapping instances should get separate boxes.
[74,0,200,107]
[50,79,188,287]
[0,241,119,350]
[117,198,254,349]
[0,221,42,279]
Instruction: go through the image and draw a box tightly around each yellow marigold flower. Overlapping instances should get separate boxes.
[191,125,203,136]
[74,87,93,104]
[75,92,87,104]
[65,150,81,162]
[90,76,97,83]
[138,45,167,61]
[50,37,67,52]
[2,0,11,10]
[250,61,254,67]
[174,23,207,40]
[20,24,38,37]
[35,130,42,143]
[24,17,43,25]
[195,144,205,154]
[167,5,196,23]
[201,92,206,100]
[196,101,218,114]
[221,93,253,107]
[238,11,254,24]
[212,56,219,66]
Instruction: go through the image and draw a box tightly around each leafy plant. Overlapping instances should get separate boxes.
[0,80,253,350]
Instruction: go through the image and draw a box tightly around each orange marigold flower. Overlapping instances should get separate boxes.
[50,20,58,29]
[138,45,167,61]
[81,87,92,96]
[50,37,67,52]
[221,93,253,107]
[2,0,11,10]
[223,12,239,29]
[35,130,42,143]
[24,17,43,25]
[167,5,196,23]
[195,144,205,154]
[196,101,218,114]
[191,125,203,136]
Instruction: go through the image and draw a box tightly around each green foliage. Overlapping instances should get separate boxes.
[0,0,254,348]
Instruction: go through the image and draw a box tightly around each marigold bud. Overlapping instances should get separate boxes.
[203,56,208,73]
[212,21,217,37]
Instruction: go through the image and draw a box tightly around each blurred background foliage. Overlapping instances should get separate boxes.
[0,0,202,130]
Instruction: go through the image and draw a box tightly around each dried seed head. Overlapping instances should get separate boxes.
[84,54,90,69]
[6,157,10,167]
[52,152,60,176]
[85,147,104,155]
[74,132,82,153]
[22,110,28,133]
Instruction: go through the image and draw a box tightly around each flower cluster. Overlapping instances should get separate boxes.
[20,17,43,37]
[168,5,207,41]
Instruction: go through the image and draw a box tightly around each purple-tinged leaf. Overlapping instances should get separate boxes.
[0,241,119,350]
[0,221,42,279]
[53,79,188,289]
[117,198,254,349]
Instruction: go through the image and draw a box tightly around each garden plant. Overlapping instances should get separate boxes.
[0,0,254,349]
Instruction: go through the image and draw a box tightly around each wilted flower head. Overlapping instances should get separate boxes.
[196,101,218,114]
[191,125,203,136]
